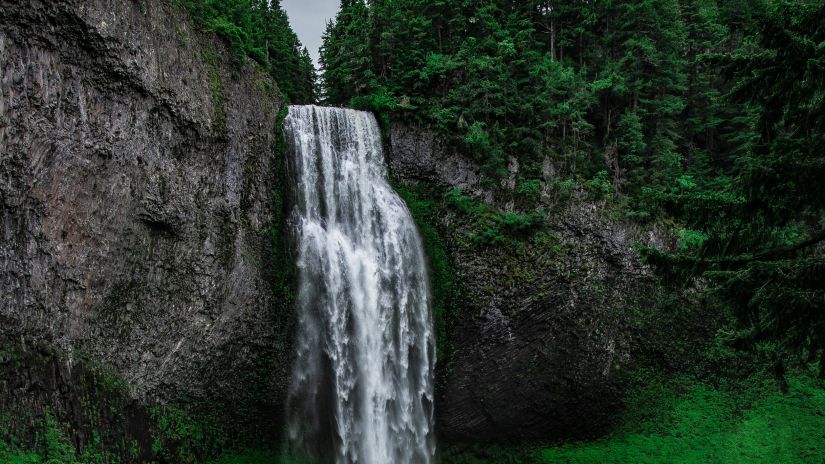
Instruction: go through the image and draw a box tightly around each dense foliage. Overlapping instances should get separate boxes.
[321,0,825,380]
[176,0,317,103]
[320,0,754,191]
[648,1,825,383]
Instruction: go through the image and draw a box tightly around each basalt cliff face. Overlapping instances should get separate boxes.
[0,0,290,453]
[388,121,694,443]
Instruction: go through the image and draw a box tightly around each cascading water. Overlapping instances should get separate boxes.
[284,105,436,464]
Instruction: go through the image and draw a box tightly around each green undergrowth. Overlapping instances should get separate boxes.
[445,188,545,248]
[269,103,296,320]
[0,405,277,464]
[0,338,273,464]
[207,449,288,464]
[439,444,534,464]
[442,374,825,463]
[201,46,227,138]
[0,402,232,464]
[0,411,131,464]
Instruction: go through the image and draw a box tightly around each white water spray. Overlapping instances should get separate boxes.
[284,105,436,464]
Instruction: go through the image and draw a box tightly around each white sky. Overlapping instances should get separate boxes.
[281,0,341,67]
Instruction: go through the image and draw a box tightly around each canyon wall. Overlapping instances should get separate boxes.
[0,0,292,454]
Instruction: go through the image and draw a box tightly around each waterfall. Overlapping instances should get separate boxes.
[284,105,436,464]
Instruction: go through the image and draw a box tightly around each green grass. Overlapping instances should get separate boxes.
[537,376,825,464]
[208,449,324,464]
[0,445,295,464]
[0,444,39,464]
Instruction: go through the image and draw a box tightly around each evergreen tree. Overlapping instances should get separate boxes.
[176,0,317,103]
[319,0,715,192]
[649,0,825,380]
[320,0,377,104]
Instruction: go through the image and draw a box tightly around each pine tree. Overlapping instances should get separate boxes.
[649,0,825,380]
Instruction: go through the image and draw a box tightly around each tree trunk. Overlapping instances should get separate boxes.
[819,352,825,380]
[773,356,789,393]
[579,34,583,67]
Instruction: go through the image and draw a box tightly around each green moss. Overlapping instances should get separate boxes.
[444,188,545,248]
[269,103,297,322]
[393,183,460,378]
[211,73,227,136]
[208,449,321,464]
[439,443,534,464]
[201,47,228,138]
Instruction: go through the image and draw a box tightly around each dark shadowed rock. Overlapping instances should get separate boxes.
[389,121,494,204]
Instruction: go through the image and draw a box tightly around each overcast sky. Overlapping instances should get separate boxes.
[281,0,340,67]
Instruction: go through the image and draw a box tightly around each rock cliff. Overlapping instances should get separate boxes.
[0,0,291,454]
[388,121,683,442]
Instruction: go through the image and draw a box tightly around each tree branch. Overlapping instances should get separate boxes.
[708,228,825,266]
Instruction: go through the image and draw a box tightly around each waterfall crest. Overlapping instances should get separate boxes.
[284,105,436,464]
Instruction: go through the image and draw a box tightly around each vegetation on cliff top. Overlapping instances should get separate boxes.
[174,0,317,104]
[321,0,745,192]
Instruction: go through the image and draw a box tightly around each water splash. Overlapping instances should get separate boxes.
[284,105,436,464]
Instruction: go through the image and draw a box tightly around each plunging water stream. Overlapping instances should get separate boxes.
[284,105,436,464]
